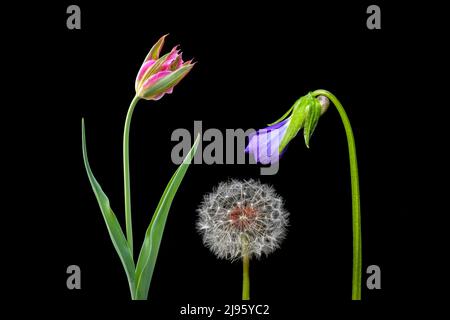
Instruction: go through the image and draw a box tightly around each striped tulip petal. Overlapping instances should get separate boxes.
[138,64,194,100]
[135,60,156,91]
[143,34,168,62]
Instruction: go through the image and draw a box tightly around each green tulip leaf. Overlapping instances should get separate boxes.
[81,119,136,298]
[134,135,200,300]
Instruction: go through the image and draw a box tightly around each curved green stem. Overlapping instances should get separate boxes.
[123,95,141,257]
[312,89,362,300]
[242,254,250,300]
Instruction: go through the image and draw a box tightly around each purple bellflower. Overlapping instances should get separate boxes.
[246,93,329,164]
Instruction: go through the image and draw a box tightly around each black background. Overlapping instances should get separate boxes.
[20,0,438,315]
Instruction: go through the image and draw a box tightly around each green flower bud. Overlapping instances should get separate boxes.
[303,93,322,148]
[278,92,327,150]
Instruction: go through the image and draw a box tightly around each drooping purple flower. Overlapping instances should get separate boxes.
[246,93,330,165]
[245,118,291,164]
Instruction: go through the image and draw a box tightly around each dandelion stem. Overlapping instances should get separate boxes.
[242,254,250,300]
[123,95,141,257]
[312,89,362,300]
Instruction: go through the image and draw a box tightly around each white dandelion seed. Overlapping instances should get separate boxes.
[196,179,289,261]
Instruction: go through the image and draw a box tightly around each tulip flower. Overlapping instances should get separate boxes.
[81,34,196,300]
[246,89,362,300]
[123,35,194,259]
[135,34,194,100]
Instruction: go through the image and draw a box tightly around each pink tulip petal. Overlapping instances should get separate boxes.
[161,47,181,70]
[144,34,168,61]
[169,54,183,70]
[138,63,194,100]
[136,59,156,83]
[142,70,173,90]
[150,86,174,100]
[152,93,165,100]
[177,53,183,66]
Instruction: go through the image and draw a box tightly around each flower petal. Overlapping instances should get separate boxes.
[135,59,156,91]
[144,34,168,62]
[169,54,183,71]
[138,64,194,100]
[141,70,173,90]
[246,119,290,164]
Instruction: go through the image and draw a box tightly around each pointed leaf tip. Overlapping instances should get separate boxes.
[267,105,294,126]
[304,135,311,148]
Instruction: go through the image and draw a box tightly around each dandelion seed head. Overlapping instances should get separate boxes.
[197,179,289,260]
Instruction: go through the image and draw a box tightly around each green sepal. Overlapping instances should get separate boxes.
[134,135,200,300]
[278,96,307,152]
[303,94,322,148]
[81,119,136,298]
[267,105,294,126]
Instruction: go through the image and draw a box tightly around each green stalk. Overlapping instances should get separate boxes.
[312,89,362,300]
[123,95,141,257]
[242,254,250,300]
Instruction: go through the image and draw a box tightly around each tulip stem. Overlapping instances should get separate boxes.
[123,95,141,257]
[312,89,362,300]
